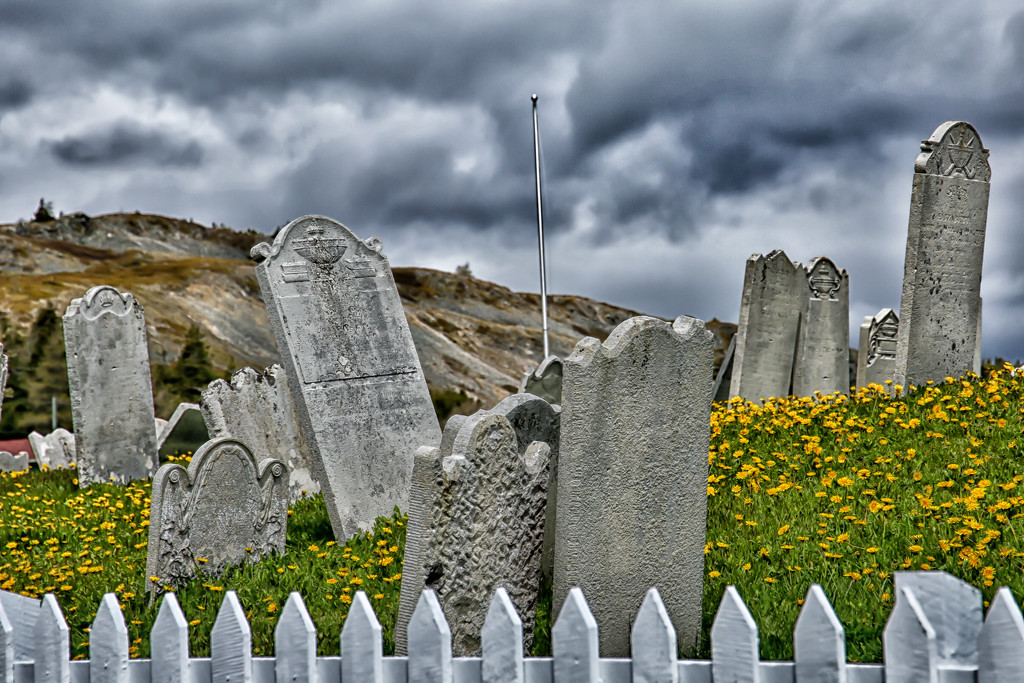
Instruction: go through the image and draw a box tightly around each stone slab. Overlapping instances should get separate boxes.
[0,452,28,473]
[792,257,850,397]
[201,365,318,501]
[518,355,563,406]
[730,250,804,402]
[63,286,158,486]
[553,315,713,656]
[857,309,899,390]
[395,393,559,656]
[145,437,288,593]
[27,429,75,470]
[895,121,990,388]
[711,335,735,404]
[252,215,440,538]
[156,402,210,458]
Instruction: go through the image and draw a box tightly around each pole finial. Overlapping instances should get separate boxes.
[531,93,538,103]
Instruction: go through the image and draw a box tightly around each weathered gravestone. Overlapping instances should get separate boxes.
[145,438,287,593]
[857,309,899,389]
[156,403,210,458]
[201,365,319,501]
[518,355,563,405]
[730,250,804,402]
[251,215,440,538]
[27,429,75,470]
[711,336,735,404]
[792,257,850,397]
[395,393,559,656]
[0,451,28,473]
[553,315,713,656]
[63,286,158,486]
[895,121,990,388]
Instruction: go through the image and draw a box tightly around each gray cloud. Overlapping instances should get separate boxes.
[49,123,203,168]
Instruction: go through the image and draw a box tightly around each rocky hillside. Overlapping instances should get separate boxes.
[0,211,733,416]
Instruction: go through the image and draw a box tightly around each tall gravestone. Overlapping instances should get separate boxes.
[145,438,287,593]
[63,286,158,486]
[201,365,319,501]
[553,315,713,656]
[895,121,990,388]
[857,309,899,389]
[251,215,440,538]
[395,393,559,656]
[729,250,804,402]
[792,257,850,397]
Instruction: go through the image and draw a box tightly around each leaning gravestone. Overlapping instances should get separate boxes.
[791,257,850,397]
[730,250,804,402]
[395,393,559,656]
[0,451,28,473]
[156,402,209,458]
[28,429,75,470]
[145,437,287,593]
[895,121,990,388]
[251,215,440,538]
[711,336,735,404]
[553,315,713,656]
[857,309,899,390]
[518,355,563,405]
[201,365,319,501]
[63,286,158,486]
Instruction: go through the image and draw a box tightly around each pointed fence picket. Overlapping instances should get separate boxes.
[1,572,1023,682]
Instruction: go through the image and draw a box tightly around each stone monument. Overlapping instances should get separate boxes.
[792,257,850,397]
[518,355,563,405]
[63,286,158,486]
[730,251,804,402]
[553,315,713,656]
[145,438,287,593]
[27,429,75,470]
[156,403,210,458]
[395,393,559,656]
[895,121,990,388]
[201,365,319,501]
[251,215,440,538]
[857,309,899,390]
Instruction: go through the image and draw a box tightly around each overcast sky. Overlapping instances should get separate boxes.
[1,1,1023,359]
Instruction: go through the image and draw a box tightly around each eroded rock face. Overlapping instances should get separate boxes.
[395,393,559,656]
[252,215,439,539]
[201,365,319,501]
[145,438,287,593]
[896,121,990,388]
[63,285,157,486]
[553,315,714,656]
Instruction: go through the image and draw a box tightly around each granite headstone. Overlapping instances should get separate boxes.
[792,257,850,397]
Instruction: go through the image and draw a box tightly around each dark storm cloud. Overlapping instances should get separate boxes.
[0,79,32,110]
[50,123,203,168]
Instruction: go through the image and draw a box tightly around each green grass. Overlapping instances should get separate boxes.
[1,367,1022,662]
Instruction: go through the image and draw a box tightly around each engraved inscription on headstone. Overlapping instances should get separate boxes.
[252,215,440,538]
[145,438,287,593]
[857,309,899,390]
[895,121,990,388]
[792,257,850,397]
[201,365,319,501]
[729,250,804,402]
[63,286,158,486]
[553,315,713,656]
[395,394,559,656]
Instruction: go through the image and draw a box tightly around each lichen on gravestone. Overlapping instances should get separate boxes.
[144,437,287,594]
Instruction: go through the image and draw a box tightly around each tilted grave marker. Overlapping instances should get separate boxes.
[156,402,209,458]
[63,286,158,486]
[895,121,990,388]
[202,365,319,501]
[252,216,440,539]
[792,257,850,397]
[145,438,287,593]
[518,355,563,405]
[553,315,713,656]
[730,250,804,402]
[395,393,560,655]
[857,309,899,390]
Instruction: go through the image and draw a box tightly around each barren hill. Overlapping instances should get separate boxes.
[0,211,731,416]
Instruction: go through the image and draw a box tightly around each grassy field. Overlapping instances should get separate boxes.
[0,366,1021,661]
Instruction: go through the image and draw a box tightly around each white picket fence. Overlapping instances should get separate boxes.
[0,573,1022,682]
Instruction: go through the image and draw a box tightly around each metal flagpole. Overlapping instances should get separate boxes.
[532,93,550,358]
